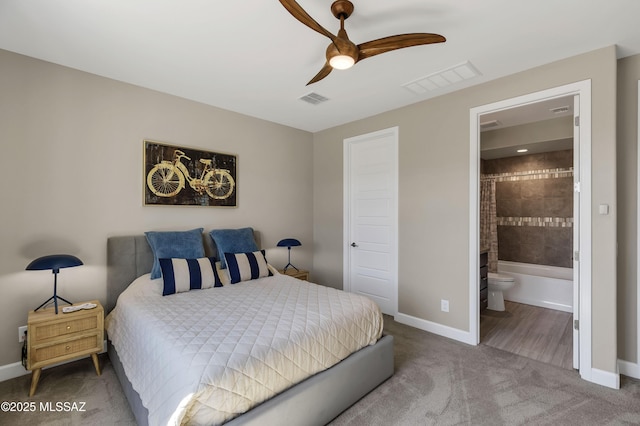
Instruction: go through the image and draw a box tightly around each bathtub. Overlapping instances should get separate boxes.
[498,260,573,313]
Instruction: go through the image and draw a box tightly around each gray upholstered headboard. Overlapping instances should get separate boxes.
[106,231,261,314]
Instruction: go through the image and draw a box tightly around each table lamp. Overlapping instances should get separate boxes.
[277,238,301,273]
[26,254,83,314]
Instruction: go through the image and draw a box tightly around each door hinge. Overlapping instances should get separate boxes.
[574,319,579,330]
[574,251,579,261]
[574,182,580,193]
[575,116,580,126]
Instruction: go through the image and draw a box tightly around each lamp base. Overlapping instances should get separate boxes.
[282,263,299,274]
[34,295,72,315]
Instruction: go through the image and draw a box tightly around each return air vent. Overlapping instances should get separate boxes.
[403,61,481,95]
[299,92,329,105]
[550,105,571,114]
[480,120,501,130]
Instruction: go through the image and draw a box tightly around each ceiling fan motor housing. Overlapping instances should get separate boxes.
[326,35,359,67]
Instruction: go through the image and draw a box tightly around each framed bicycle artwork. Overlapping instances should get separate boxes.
[143,140,237,207]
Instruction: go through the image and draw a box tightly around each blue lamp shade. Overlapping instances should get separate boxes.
[277,238,301,248]
[277,238,301,273]
[26,254,83,314]
[26,254,83,273]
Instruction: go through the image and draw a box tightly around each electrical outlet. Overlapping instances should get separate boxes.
[441,299,449,312]
[18,326,27,343]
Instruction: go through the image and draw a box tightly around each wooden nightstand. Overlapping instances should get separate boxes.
[279,269,309,281]
[26,300,104,396]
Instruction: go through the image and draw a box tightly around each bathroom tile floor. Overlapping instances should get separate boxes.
[480,300,573,370]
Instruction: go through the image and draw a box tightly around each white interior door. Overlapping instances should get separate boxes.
[343,127,398,315]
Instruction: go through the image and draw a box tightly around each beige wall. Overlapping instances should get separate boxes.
[0,50,314,366]
[617,54,640,363]
[313,46,619,373]
[1,45,634,379]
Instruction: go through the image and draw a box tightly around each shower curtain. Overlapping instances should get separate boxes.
[480,176,498,272]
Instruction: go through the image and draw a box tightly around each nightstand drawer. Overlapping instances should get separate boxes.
[33,316,98,342]
[32,333,101,365]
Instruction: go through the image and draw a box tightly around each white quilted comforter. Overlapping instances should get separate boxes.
[105,272,383,426]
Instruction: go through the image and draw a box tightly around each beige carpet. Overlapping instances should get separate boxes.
[0,353,134,425]
[1,316,639,425]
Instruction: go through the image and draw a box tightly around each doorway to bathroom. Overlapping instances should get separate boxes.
[479,97,575,369]
[469,81,593,378]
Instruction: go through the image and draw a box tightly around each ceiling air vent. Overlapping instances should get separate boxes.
[299,92,329,105]
[480,120,501,130]
[403,61,481,95]
[550,105,570,114]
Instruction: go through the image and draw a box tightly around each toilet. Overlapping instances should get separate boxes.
[487,272,515,311]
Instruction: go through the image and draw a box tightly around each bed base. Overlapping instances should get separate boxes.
[106,234,394,425]
[109,335,393,425]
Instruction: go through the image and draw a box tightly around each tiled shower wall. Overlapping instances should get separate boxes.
[482,149,573,268]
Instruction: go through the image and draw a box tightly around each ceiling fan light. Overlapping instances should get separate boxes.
[329,54,355,70]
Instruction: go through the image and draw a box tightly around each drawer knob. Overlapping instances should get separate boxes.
[65,346,71,351]
[66,326,71,330]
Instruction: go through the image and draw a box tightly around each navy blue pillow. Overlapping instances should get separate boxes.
[159,257,222,296]
[209,227,258,269]
[145,228,205,279]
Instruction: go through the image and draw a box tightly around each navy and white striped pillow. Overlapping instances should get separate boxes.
[159,257,222,296]
[224,250,273,284]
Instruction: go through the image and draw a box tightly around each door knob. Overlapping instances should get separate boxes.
[351,242,358,247]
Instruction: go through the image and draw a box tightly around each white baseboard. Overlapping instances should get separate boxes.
[0,362,30,382]
[618,359,640,380]
[395,312,475,345]
[583,367,620,389]
[0,340,108,383]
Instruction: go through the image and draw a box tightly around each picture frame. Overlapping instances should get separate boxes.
[143,140,237,207]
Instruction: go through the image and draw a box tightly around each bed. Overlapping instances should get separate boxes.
[105,233,394,426]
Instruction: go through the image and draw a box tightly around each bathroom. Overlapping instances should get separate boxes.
[479,98,575,369]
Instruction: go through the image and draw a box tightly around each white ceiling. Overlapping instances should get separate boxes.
[1,0,639,133]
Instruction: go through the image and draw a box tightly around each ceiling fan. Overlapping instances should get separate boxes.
[279,0,446,85]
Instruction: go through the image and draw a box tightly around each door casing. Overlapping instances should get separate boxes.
[469,80,592,380]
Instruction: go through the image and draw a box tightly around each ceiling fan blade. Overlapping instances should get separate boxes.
[307,63,333,85]
[357,33,445,61]
[279,0,336,42]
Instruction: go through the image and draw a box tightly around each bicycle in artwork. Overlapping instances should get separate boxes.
[144,141,236,206]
